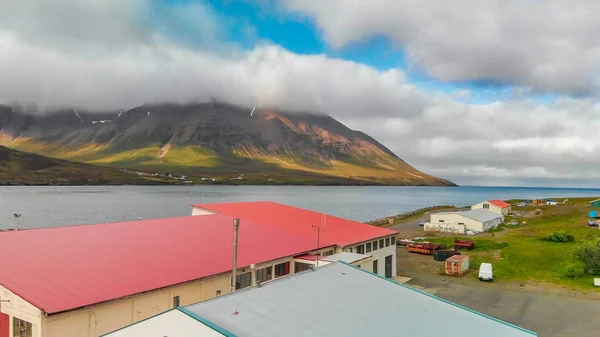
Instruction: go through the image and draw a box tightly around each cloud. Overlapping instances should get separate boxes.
[2,0,600,186]
[283,0,600,96]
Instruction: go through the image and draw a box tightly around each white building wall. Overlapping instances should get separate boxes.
[424,222,465,234]
[102,309,225,337]
[431,213,485,232]
[344,235,397,277]
[191,207,217,216]
[471,202,503,214]
[0,285,42,337]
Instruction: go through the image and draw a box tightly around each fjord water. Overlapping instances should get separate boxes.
[1,185,600,229]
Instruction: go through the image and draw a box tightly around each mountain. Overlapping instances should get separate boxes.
[0,102,455,186]
[0,146,167,185]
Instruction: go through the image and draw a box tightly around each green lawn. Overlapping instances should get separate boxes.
[426,199,600,288]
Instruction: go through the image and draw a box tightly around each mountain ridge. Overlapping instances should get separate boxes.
[0,102,456,186]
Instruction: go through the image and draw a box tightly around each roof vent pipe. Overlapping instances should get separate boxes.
[231,218,240,293]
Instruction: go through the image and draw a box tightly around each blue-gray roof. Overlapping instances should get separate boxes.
[323,252,371,264]
[185,262,536,337]
[436,209,502,223]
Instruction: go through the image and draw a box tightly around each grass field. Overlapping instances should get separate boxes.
[423,197,600,288]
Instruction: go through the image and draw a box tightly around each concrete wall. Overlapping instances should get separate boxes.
[103,309,225,337]
[0,285,43,337]
[424,222,465,234]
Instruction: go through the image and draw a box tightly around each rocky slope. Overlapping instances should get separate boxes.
[0,146,165,185]
[0,102,455,186]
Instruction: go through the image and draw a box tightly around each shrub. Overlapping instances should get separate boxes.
[543,231,575,243]
[573,239,600,275]
[564,262,585,278]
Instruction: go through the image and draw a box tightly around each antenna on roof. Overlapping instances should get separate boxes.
[13,213,21,229]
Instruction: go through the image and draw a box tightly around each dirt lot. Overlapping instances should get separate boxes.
[397,247,600,337]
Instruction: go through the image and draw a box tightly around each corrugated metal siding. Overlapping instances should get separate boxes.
[445,256,470,276]
[186,262,536,337]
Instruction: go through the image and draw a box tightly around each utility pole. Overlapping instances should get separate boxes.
[312,214,327,268]
[231,218,240,293]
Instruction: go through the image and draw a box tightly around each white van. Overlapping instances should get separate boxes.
[478,263,493,281]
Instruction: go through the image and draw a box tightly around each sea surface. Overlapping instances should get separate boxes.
[1,185,600,229]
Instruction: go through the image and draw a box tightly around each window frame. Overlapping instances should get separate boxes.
[235,272,252,290]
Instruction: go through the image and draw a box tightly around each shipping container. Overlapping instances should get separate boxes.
[407,243,440,255]
[454,239,475,250]
[433,250,461,261]
[590,210,599,219]
[445,255,470,276]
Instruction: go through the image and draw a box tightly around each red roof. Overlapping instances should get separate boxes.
[192,201,398,247]
[0,202,396,314]
[487,200,511,208]
[0,214,316,314]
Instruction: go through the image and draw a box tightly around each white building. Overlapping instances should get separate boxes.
[471,200,512,215]
[429,209,504,233]
[102,262,537,337]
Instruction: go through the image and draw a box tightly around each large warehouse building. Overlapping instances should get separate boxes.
[103,262,537,337]
[0,202,397,337]
[427,209,504,233]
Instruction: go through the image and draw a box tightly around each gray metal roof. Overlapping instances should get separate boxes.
[436,209,502,223]
[185,263,536,337]
[322,252,370,264]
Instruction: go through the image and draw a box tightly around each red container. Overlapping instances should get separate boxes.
[454,239,475,250]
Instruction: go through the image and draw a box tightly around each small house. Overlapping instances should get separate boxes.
[546,199,558,206]
[471,200,511,215]
[590,211,599,219]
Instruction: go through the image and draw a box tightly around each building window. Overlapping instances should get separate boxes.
[373,240,378,250]
[483,203,489,209]
[379,239,384,249]
[355,245,364,254]
[390,236,396,246]
[385,238,390,247]
[236,272,252,290]
[458,222,464,225]
[295,262,312,273]
[365,242,372,253]
[274,262,290,278]
[172,296,180,308]
[322,250,334,256]
[439,220,444,223]
[13,318,32,337]
[373,260,378,274]
[256,266,273,283]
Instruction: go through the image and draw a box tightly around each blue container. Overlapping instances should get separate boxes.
[589,210,598,218]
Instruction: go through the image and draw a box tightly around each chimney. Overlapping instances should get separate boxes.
[231,218,240,293]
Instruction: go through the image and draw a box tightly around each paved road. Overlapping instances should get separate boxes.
[397,248,600,337]
[389,216,428,237]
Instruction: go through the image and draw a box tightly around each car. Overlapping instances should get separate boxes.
[479,263,493,281]
[418,220,425,226]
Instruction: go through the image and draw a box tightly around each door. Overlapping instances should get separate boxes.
[385,255,393,278]
[0,312,9,337]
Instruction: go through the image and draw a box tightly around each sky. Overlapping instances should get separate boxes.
[2,0,600,187]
